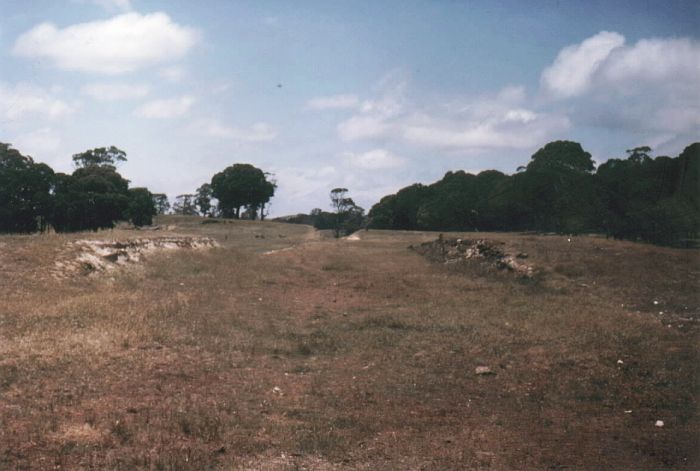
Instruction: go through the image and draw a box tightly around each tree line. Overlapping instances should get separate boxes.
[276,187,366,237]
[367,141,699,246]
[0,142,276,233]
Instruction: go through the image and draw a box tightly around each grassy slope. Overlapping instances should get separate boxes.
[0,216,698,470]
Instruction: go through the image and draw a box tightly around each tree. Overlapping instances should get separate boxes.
[152,193,170,214]
[210,164,276,219]
[195,183,214,217]
[51,166,130,232]
[0,143,55,233]
[72,146,127,169]
[522,140,596,233]
[127,188,156,226]
[172,194,198,215]
[330,188,365,237]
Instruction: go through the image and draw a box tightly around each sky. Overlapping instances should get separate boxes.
[1,0,699,216]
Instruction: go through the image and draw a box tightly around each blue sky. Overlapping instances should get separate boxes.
[1,0,698,216]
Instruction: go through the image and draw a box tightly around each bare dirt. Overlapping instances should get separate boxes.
[1,217,698,470]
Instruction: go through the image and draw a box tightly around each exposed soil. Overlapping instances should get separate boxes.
[52,236,219,278]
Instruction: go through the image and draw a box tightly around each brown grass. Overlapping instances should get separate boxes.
[0,217,698,470]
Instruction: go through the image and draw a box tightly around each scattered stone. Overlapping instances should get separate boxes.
[655,420,664,427]
[617,359,624,365]
[411,238,535,278]
[653,300,659,305]
[475,366,494,375]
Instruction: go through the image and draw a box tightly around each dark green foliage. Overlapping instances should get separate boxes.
[1,143,166,233]
[51,166,130,232]
[195,183,214,217]
[522,141,596,233]
[72,146,127,169]
[368,184,431,230]
[210,164,275,219]
[127,188,156,227]
[0,143,55,233]
[369,141,699,246]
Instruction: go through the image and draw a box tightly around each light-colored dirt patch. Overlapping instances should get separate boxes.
[52,236,219,278]
[262,246,296,255]
[55,423,104,444]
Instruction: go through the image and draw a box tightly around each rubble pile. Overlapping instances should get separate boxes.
[411,237,534,278]
[53,236,219,277]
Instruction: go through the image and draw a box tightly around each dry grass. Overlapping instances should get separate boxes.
[0,217,698,470]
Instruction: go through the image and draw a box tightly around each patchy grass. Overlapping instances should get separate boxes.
[0,218,698,470]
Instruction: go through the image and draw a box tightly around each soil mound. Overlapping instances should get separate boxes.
[53,236,219,277]
[411,236,534,278]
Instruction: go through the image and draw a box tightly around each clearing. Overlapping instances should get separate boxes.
[0,215,698,470]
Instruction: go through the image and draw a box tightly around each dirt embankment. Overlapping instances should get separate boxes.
[411,236,534,277]
[52,236,219,278]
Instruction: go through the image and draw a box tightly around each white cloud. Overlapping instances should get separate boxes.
[540,32,700,137]
[190,118,277,142]
[337,82,568,152]
[541,31,625,98]
[343,149,406,170]
[13,12,199,74]
[307,94,360,110]
[135,95,195,119]
[82,82,149,101]
[401,113,569,150]
[600,37,700,87]
[504,109,537,124]
[0,82,74,121]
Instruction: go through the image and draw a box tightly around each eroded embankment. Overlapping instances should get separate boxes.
[52,236,219,278]
[411,237,534,277]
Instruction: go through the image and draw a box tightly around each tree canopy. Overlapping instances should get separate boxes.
[0,143,54,233]
[369,141,699,246]
[210,164,275,219]
[72,146,127,169]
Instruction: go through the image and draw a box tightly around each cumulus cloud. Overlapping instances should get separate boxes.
[135,95,195,118]
[13,12,199,74]
[540,32,700,137]
[600,37,700,88]
[540,31,625,98]
[0,82,74,121]
[307,94,360,110]
[190,118,277,142]
[337,81,568,152]
[82,82,149,101]
[343,149,406,170]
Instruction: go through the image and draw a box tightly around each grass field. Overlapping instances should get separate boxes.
[1,215,698,470]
